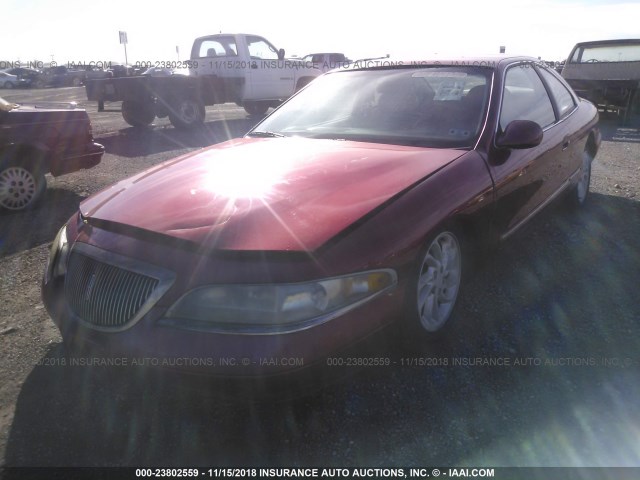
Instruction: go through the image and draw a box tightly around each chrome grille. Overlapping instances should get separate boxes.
[65,247,165,329]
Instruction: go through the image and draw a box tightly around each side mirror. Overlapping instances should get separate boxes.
[496,120,543,149]
[278,48,285,60]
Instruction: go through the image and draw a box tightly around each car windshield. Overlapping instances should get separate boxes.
[252,67,492,148]
[0,97,17,112]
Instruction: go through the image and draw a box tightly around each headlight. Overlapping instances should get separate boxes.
[162,269,397,333]
[44,224,70,283]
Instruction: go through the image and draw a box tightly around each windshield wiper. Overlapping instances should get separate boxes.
[246,131,285,138]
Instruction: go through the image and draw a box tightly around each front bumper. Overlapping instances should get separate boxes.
[41,242,403,379]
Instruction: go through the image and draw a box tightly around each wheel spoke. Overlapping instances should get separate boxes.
[414,231,462,332]
[0,166,38,210]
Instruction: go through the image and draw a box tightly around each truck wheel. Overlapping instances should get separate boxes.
[122,100,156,128]
[169,99,205,129]
[295,77,314,92]
[244,102,269,116]
[0,160,46,211]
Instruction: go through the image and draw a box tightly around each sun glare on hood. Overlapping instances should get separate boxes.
[198,140,298,200]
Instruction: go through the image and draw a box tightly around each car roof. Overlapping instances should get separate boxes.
[571,38,640,47]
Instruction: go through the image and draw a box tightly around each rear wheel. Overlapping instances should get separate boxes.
[169,98,205,129]
[122,100,156,128]
[0,161,46,211]
[402,229,464,341]
[567,150,593,207]
[243,101,269,116]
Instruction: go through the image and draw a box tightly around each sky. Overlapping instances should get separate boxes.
[2,0,639,67]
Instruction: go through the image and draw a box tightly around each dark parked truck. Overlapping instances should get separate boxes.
[562,39,640,121]
[42,66,87,87]
[85,33,323,129]
[0,97,104,211]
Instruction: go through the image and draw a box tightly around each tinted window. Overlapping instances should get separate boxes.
[500,65,556,130]
[538,67,576,119]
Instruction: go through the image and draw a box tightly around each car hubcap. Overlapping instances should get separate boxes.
[577,152,591,203]
[0,167,37,210]
[416,232,462,331]
[180,102,199,123]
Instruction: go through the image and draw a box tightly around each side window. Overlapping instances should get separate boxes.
[246,36,279,60]
[537,67,576,119]
[500,65,556,131]
[197,37,238,58]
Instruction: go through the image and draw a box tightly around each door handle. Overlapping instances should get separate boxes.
[562,138,571,151]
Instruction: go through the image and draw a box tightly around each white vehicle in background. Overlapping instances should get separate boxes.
[86,33,322,128]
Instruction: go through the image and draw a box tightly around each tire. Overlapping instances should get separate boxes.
[295,77,314,92]
[0,160,46,211]
[243,101,269,116]
[169,98,205,129]
[4,82,13,89]
[122,100,156,128]
[402,229,464,341]
[566,150,593,208]
[72,77,82,87]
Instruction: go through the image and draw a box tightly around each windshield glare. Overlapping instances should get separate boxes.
[254,67,491,148]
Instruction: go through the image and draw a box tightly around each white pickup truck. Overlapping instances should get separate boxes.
[85,33,322,129]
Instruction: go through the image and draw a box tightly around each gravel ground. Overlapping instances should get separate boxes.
[0,87,639,468]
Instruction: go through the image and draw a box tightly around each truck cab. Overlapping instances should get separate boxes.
[190,34,321,102]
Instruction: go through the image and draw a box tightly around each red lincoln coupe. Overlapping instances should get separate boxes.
[42,57,600,378]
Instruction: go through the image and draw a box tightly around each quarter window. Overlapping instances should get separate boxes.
[538,68,576,119]
[500,65,556,130]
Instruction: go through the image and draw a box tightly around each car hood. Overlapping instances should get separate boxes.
[81,137,464,251]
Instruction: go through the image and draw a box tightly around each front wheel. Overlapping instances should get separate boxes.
[403,229,464,340]
[169,98,205,129]
[0,162,46,211]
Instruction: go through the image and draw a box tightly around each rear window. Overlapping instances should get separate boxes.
[194,36,238,58]
[570,43,640,63]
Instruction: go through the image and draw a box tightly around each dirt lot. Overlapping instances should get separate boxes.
[0,87,639,468]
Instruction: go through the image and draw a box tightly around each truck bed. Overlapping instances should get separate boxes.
[85,75,242,106]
